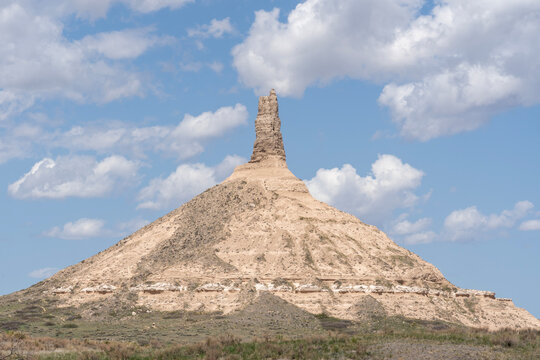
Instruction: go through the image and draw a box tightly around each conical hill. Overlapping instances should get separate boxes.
[17,90,540,330]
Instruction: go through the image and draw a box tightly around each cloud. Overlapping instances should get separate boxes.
[403,231,437,245]
[390,201,536,244]
[305,154,425,224]
[79,28,171,60]
[44,218,106,240]
[378,64,522,141]
[61,103,248,159]
[392,217,432,235]
[519,219,540,231]
[389,216,436,244]
[0,90,36,121]
[137,155,246,210]
[172,104,247,139]
[188,18,234,38]
[40,0,194,19]
[8,155,139,199]
[0,104,248,164]
[232,1,423,97]
[137,163,216,210]
[232,0,540,140]
[208,61,224,73]
[213,155,246,180]
[0,1,179,120]
[44,217,150,240]
[443,201,534,241]
[179,61,225,73]
[28,267,59,279]
[126,0,193,14]
[0,125,39,163]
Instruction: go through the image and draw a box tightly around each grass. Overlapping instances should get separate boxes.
[14,335,370,360]
[0,296,538,359]
[1,325,538,360]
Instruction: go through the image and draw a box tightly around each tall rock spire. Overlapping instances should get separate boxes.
[250,89,286,163]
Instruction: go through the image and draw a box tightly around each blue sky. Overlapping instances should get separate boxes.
[1,0,539,318]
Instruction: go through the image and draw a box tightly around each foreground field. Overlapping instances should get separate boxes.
[1,292,538,359]
[1,324,539,359]
[1,310,539,359]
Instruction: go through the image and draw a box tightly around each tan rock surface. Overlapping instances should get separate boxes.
[23,90,539,331]
[250,89,286,163]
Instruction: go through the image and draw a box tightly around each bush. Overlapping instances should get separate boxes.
[62,323,78,329]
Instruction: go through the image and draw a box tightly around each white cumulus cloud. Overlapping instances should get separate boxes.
[79,28,171,60]
[443,201,534,241]
[519,219,540,231]
[0,1,180,120]
[392,217,432,235]
[402,231,437,245]
[137,155,246,210]
[8,155,139,199]
[44,217,150,240]
[378,64,522,140]
[62,104,247,159]
[0,104,248,164]
[305,154,425,224]
[389,216,436,244]
[44,218,106,240]
[172,103,247,139]
[233,0,540,140]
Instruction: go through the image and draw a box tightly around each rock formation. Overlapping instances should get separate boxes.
[12,90,539,331]
[250,89,286,164]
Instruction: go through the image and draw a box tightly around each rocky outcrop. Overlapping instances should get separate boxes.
[455,289,495,298]
[80,284,116,294]
[49,286,73,294]
[129,283,186,294]
[196,283,240,292]
[23,90,539,331]
[250,89,286,163]
[48,282,502,300]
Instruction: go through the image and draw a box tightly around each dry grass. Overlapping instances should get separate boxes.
[1,317,538,360]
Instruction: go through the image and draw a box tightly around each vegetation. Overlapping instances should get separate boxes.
[0,295,538,359]
[0,311,538,359]
[0,325,538,360]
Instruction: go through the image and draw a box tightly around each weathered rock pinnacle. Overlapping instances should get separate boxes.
[15,88,539,334]
[250,89,286,163]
